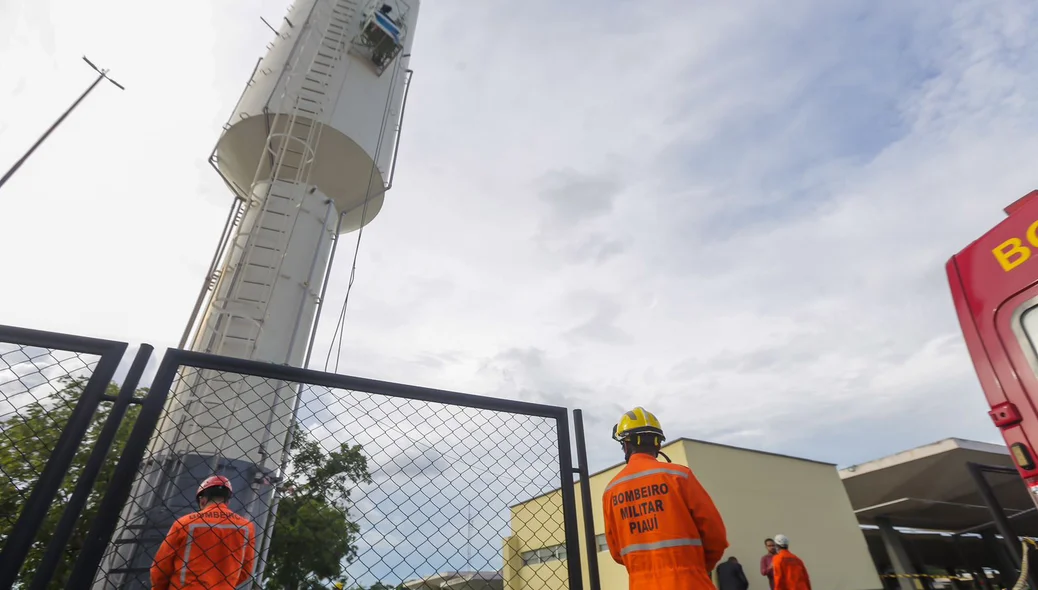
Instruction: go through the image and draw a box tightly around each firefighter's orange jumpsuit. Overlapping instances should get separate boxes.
[773,550,811,590]
[151,502,256,590]
[603,453,729,589]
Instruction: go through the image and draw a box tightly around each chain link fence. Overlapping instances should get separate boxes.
[0,326,133,590]
[91,351,583,590]
[0,343,99,534]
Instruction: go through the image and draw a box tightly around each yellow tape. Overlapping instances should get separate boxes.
[880,573,971,581]
[878,538,1038,586]
[1015,537,1035,590]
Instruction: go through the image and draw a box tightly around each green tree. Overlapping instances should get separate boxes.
[0,376,143,589]
[0,377,372,590]
[263,424,372,589]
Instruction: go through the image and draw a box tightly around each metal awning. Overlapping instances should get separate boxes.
[840,438,1038,534]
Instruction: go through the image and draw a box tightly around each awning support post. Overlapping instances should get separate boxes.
[876,517,924,590]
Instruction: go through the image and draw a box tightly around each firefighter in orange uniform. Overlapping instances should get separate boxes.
[603,407,729,589]
[771,534,811,590]
[151,475,256,590]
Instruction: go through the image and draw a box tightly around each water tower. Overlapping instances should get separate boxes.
[97,0,419,586]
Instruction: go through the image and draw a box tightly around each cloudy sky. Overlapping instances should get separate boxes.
[2,0,1036,486]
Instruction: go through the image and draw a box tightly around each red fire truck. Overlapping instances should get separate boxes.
[947,189,1038,504]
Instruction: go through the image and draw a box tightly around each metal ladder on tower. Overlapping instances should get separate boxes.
[92,3,365,586]
[203,0,359,362]
[184,0,361,495]
[176,0,365,497]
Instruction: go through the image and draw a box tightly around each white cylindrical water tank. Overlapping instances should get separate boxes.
[95,1,420,588]
[217,0,419,233]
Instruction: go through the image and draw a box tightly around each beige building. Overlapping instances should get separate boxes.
[503,438,882,590]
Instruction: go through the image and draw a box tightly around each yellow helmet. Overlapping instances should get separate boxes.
[612,406,665,444]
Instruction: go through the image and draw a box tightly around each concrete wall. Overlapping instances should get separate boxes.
[503,438,882,590]
[679,440,882,590]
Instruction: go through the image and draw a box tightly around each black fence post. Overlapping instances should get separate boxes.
[966,462,1037,590]
[557,410,584,590]
[29,345,153,590]
[574,409,601,590]
[66,351,180,590]
[0,338,126,590]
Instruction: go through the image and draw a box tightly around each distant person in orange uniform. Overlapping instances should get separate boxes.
[602,406,729,589]
[151,475,256,590]
[771,534,811,590]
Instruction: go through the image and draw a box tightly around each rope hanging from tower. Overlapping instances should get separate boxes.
[323,48,408,373]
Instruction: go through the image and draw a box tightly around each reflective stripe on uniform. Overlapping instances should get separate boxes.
[604,467,689,493]
[180,523,251,585]
[620,537,703,557]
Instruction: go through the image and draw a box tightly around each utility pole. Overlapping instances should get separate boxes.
[0,56,124,192]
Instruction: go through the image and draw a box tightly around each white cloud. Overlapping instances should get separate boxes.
[2,0,1037,564]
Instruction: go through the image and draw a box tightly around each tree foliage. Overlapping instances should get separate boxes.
[0,377,143,589]
[0,376,373,590]
[263,424,372,589]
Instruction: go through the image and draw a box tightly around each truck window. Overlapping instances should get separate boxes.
[1013,300,1038,377]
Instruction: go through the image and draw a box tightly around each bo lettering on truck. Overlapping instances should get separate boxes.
[994,219,1038,272]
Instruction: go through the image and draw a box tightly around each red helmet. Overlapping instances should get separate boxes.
[196,475,232,499]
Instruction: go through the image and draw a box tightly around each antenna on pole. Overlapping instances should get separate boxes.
[82,56,126,91]
[0,56,125,192]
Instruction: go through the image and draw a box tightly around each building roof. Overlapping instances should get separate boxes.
[587,437,836,479]
[839,437,1038,534]
[401,571,502,589]
[442,571,503,586]
[510,437,835,508]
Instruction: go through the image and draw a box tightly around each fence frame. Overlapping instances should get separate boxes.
[72,347,587,590]
[0,324,133,589]
[573,409,602,590]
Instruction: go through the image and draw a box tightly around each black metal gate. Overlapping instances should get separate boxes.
[0,325,150,589]
[967,462,1038,590]
[74,348,589,590]
[0,326,600,590]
